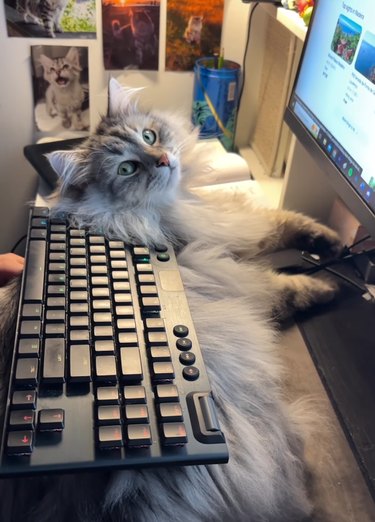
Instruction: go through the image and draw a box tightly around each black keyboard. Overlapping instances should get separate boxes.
[0,207,228,476]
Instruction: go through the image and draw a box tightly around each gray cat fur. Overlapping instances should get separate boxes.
[0,79,342,521]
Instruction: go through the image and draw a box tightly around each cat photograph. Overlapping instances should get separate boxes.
[0,78,344,521]
[184,15,203,45]
[4,0,96,38]
[31,45,90,133]
[102,1,160,71]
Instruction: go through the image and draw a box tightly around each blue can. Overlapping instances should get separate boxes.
[192,58,241,150]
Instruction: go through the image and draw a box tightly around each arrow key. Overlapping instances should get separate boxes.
[6,431,34,455]
[9,410,35,430]
[38,408,65,431]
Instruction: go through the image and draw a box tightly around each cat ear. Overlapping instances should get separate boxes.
[107,77,144,117]
[39,54,53,69]
[65,47,81,70]
[46,150,87,192]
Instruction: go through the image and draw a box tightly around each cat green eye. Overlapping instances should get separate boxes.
[118,161,138,177]
[142,129,157,145]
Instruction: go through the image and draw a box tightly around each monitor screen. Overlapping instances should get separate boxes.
[284,0,375,238]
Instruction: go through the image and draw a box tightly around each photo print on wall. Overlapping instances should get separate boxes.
[166,0,224,71]
[4,0,96,38]
[102,0,160,70]
[31,45,90,133]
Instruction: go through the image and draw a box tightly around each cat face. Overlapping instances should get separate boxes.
[48,79,197,211]
[40,48,81,89]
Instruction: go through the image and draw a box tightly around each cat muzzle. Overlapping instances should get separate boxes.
[156,153,170,168]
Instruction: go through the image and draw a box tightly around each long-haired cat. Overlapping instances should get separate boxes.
[39,47,88,131]
[0,78,341,521]
[16,0,69,38]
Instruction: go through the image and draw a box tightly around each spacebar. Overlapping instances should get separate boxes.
[24,240,46,302]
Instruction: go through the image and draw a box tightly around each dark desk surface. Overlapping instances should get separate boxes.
[296,278,375,500]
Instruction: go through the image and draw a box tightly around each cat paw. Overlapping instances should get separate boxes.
[62,118,72,129]
[273,273,338,321]
[294,221,342,259]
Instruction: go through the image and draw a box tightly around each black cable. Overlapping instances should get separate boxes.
[10,235,27,254]
[300,253,368,292]
[346,233,371,251]
[235,1,259,149]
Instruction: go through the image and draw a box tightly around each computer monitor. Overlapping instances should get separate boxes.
[284,0,375,239]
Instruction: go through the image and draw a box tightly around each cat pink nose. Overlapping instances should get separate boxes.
[156,153,170,167]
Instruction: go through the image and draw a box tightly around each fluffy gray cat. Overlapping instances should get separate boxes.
[0,78,341,522]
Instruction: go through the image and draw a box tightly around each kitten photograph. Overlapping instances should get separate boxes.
[4,0,96,38]
[31,45,90,133]
[0,78,343,521]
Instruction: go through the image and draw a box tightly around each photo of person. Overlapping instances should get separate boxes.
[355,31,375,84]
[102,0,160,70]
[331,14,362,65]
[31,45,90,133]
[4,0,96,38]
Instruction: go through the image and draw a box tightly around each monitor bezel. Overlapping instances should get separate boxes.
[284,0,375,239]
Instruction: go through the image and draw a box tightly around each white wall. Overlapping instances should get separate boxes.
[0,0,251,253]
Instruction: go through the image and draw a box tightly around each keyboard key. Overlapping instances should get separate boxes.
[116,319,136,331]
[22,304,42,319]
[149,346,171,362]
[141,297,161,313]
[120,347,142,381]
[96,387,120,404]
[154,384,179,402]
[179,352,196,365]
[11,390,37,409]
[43,338,65,383]
[48,274,66,284]
[173,324,189,337]
[91,276,109,286]
[38,409,65,431]
[70,279,87,288]
[20,320,41,337]
[70,229,85,237]
[70,238,85,246]
[94,325,113,339]
[118,332,138,346]
[70,316,89,328]
[90,245,106,254]
[124,404,149,424]
[126,424,152,447]
[97,426,123,449]
[70,268,87,278]
[49,262,66,272]
[97,405,121,425]
[145,318,165,330]
[123,385,146,404]
[47,297,65,308]
[110,251,126,259]
[70,330,90,342]
[93,312,112,324]
[9,410,35,430]
[89,236,105,244]
[69,344,91,383]
[92,299,111,310]
[95,356,117,382]
[160,423,187,445]
[111,261,127,269]
[111,270,129,280]
[114,293,132,304]
[70,291,88,301]
[6,431,34,455]
[70,258,86,267]
[17,339,40,357]
[91,265,108,274]
[45,323,65,337]
[92,287,110,298]
[158,403,183,422]
[108,241,124,249]
[15,358,39,387]
[152,362,175,381]
[70,248,86,256]
[24,239,46,302]
[47,284,66,296]
[146,332,168,345]
[182,366,200,381]
[70,302,89,314]
[140,285,158,297]
[95,340,115,354]
[113,281,130,292]
[91,255,107,264]
[115,305,134,317]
